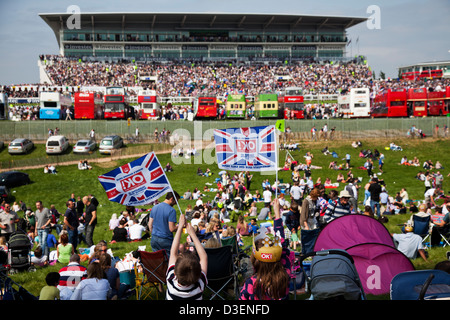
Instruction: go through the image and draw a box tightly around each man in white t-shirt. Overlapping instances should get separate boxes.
[424,188,440,208]
[290,181,302,205]
[128,219,147,241]
[263,187,272,206]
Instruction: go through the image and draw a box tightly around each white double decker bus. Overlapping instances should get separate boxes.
[338,88,371,118]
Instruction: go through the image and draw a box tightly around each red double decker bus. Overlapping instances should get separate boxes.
[372,88,408,117]
[74,92,103,119]
[420,69,443,80]
[103,86,129,120]
[137,89,160,120]
[282,87,304,119]
[407,88,427,117]
[428,90,447,116]
[401,71,420,81]
[445,86,450,115]
[193,96,218,119]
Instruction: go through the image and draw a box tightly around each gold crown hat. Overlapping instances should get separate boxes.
[252,225,283,263]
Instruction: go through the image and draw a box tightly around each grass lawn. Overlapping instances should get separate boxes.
[3,135,450,299]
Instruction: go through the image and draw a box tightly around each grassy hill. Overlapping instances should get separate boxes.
[3,135,450,299]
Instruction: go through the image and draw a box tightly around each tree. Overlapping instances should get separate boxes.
[379,71,386,80]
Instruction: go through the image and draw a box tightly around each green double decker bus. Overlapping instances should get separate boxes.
[254,93,283,119]
[225,94,247,118]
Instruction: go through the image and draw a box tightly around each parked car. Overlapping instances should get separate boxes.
[8,138,34,154]
[99,135,123,154]
[0,185,10,201]
[0,171,31,188]
[73,139,96,154]
[46,135,69,154]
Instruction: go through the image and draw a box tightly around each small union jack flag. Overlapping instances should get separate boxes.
[98,152,171,206]
[214,125,277,172]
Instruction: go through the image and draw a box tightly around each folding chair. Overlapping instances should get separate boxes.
[204,245,239,300]
[221,234,252,273]
[135,249,168,300]
[221,234,239,255]
[430,225,450,248]
[300,228,320,255]
[412,215,432,248]
[0,268,37,301]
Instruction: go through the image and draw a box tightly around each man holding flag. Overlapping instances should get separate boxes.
[148,191,180,255]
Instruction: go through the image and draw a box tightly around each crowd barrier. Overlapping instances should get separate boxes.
[0,117,449,143]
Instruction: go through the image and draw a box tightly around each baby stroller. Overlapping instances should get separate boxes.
[7,230,33,274]
[390,270,450,300]
[300,249,366,300]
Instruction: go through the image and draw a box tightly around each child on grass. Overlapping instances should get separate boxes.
[39,272,60,300]
[166,214,208,300]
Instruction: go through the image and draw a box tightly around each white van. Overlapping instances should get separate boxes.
[46,135,69,154]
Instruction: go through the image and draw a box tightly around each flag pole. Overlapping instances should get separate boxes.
[154,152,184,217]
[275,125,279,200]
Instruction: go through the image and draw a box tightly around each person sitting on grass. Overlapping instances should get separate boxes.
[392,226,428,261]
[39,272,61,300]
[110,219,128,244]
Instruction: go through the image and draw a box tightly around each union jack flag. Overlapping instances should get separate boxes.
[98,152,171,206]
[214,125,277,172]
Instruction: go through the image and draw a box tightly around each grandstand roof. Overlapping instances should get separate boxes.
[40,12,366,45]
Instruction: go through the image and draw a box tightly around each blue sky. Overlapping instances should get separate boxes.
[0,0,449,85]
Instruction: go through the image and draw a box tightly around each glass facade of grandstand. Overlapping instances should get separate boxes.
[40,13,364,61]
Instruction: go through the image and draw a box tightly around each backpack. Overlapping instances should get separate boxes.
[345,184,355,198]
[306,197,318,218]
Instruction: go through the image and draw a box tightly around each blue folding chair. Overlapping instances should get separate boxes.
[412,215,432,247]
[390,270,450,300]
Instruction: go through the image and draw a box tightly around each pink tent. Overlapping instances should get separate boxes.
[346,243,415,296]
[312,214,415,296]
[314,214,394,251]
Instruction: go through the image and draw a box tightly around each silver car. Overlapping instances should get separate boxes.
[8,138,34,154]
[99,135,123,154]
[73,139,96,154]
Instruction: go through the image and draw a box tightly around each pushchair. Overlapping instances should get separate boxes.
[300,249,366,300]
[7,230,33,274]
[390,269,450,300]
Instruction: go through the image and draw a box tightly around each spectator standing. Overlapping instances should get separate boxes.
[83,196,97,247]
[89,129,95,141]
[368,178,383,218]
[148,191,180,255]
[0,203,20,242]
[34,201,52,258]
[322,190,352,223]
[290,181,302,206]
[64,200,79,251]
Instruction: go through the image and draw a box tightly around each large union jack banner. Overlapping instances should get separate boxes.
[98,152,171,206]
[214,125,277,172]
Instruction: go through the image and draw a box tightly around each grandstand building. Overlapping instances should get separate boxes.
[398,60,450,78]
[39,12,366,62]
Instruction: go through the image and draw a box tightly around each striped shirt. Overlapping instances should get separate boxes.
[58,262,87,289]
[166,264,207,300]
[323,198,352,223]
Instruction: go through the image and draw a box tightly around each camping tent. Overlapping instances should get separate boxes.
[346,243,415,296]
[312,214,415,296]
[314,214,394,251]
